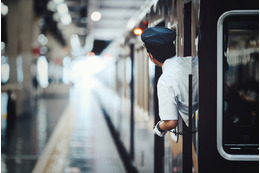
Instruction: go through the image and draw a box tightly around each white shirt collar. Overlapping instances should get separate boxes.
[162,56,175,72]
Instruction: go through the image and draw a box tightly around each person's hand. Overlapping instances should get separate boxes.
[153,121,167,137]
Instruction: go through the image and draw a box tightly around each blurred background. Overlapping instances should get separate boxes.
[1,0,147,172]
[1,0,146,116]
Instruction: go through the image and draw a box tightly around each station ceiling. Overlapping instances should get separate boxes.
[33,0,146,54]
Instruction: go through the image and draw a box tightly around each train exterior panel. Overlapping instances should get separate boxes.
[199,0,258,172]
[97,0,259,172]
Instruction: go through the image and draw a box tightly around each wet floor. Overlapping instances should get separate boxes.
[1,77,126,173]
[1,94,69,173]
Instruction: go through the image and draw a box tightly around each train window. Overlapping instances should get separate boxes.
[217,10,259,161]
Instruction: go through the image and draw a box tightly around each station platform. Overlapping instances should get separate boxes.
[1,77,126,173]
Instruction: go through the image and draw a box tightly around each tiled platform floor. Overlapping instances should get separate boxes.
[1,77,126,173]
[1,93,69,173]
[63,78,126,173]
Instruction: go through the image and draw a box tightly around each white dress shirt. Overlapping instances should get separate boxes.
[157,56,199,126]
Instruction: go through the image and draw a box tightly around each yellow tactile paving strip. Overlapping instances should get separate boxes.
[32,105,75,173]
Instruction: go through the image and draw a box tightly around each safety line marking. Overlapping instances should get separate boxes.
[32,104,75,173]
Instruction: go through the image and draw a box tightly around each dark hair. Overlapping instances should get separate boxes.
[146,43,176,63]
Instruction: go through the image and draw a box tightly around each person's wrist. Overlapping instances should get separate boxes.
[157,121,165,132]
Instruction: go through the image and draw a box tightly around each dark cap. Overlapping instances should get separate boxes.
[141,27,176,62]
[141,26,176,46]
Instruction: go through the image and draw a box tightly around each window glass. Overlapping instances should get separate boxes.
[222,15,259,155]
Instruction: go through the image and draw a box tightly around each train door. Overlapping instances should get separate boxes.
[217,9,259,163]
[198,0,259,172]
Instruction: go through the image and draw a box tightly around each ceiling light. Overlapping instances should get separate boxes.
[91,11,101,22]
[133,28,143,36]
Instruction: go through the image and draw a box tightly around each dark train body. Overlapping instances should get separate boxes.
[96,0,259,172]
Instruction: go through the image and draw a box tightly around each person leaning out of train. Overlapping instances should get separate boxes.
[141,26,199,137]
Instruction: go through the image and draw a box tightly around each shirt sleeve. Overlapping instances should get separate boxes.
[157,78,178,120]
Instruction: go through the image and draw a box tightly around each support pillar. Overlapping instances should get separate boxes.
[5,0,36,116]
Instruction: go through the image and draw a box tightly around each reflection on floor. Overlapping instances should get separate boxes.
[1,77,126,173]
[1,91,69,173]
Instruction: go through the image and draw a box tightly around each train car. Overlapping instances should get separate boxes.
[198,0,258,172]
[96,0,259,173]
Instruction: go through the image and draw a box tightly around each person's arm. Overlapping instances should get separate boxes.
[159,120,178,131]
[153,79,178,137]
